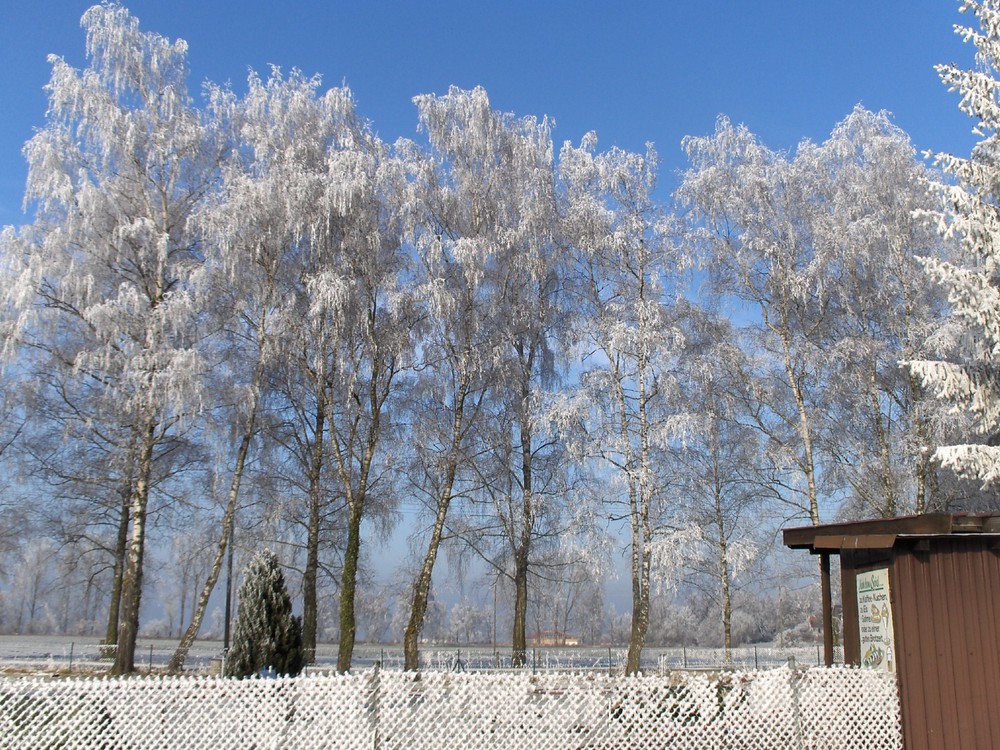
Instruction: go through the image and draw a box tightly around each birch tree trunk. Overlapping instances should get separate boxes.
[337,496,364,673]
[102,463,134,653]
[167,424,256,672]
[302,392,327,664]
[403,377,470,670]
[112,417,156,676]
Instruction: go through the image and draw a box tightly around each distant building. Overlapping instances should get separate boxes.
[528,630,580,647]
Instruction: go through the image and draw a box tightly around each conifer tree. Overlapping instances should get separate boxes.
[225,549,304,678]
[909,0,1000,487]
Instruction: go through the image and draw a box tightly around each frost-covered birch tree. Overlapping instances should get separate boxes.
[409,87,570,668]
[560,134,690,675]
[0,4,225,674]
[680,108,951,523]
[908,0,1000,488]
[292,114,413,674]
[679,119,842,528]
[396,108,499,670]
[201,68,410,671]
[168,68,339,671]
[815,107,949,517]
[674,312,768,660]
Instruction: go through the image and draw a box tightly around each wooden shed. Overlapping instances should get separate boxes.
[784,513,1000,750]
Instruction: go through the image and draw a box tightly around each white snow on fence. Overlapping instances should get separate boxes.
[0,666,900,749]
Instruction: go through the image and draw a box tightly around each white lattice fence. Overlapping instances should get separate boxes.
[0,666,900,750]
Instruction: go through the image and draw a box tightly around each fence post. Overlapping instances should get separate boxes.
[68,642,74,673]
[787,664,806,749]
[148,644,154,673]
[368,662,381,750]
[754,646,758,670]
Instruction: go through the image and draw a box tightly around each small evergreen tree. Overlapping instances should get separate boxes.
[224,549,304,677]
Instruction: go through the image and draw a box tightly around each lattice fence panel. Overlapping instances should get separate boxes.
[797,667,902,750]
[0,666,901,750]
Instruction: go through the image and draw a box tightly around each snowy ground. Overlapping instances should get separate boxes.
[0,635,839,675]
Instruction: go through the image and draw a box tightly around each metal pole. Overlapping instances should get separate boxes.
[69,642,74,673]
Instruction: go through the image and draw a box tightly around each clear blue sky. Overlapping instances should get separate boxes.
[0,2,983,228]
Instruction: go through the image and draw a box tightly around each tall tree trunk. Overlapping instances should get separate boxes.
[868,369,896,517]
[403,530,441,670]
[617,344,653,675]
[168,343,267,673]
[337,496,364,673]
[787,359,820,526]
[624,472,653,676]
[511,547,530,667]
[765,306,821,527]
[625,349,653,676]
[403,490,451,670]
[625,543,651,675]
[403,380,468,670]
[716,486,732,663]
[103,434,138,652]
[167,427,255,672]
[103,477,132,652]
[334,330,388,674]
[302,395,327,664]
[510,380,533,669]
[911,379,933,514]
[111,417,156,676]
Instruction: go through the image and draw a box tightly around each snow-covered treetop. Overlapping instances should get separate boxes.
[909,0,1000,486]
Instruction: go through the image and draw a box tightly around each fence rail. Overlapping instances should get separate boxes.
[0,666,900,750]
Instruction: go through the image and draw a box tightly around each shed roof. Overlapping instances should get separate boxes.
[783,512,1000,554]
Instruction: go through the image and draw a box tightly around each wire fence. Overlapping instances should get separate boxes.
[0,636,843,675]
[0,666,900,750]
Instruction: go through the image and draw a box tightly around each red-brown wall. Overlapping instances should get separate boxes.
[890,540,1000,750]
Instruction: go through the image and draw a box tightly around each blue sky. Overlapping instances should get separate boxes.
[0,1,984,230]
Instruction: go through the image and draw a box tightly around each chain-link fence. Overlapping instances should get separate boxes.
[0,636,845,675]
[0,666,900,749]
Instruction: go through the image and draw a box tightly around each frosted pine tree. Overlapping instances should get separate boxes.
[909,0,1000,486]
[225,550,304,678]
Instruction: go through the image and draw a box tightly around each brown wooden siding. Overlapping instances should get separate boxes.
[893,540,1000,750]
